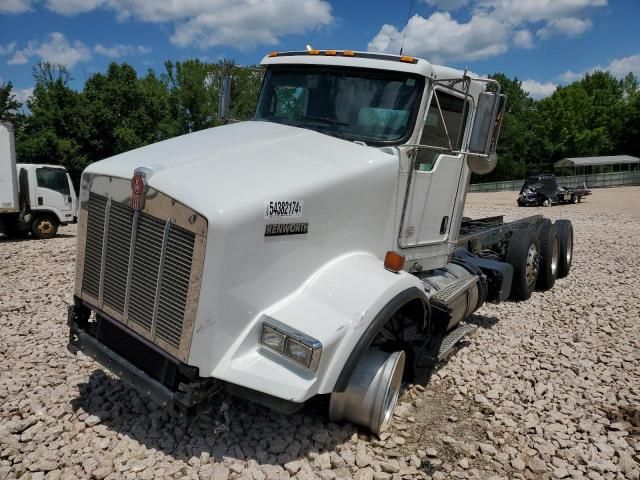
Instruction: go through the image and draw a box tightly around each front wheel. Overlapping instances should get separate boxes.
[329,349,405,436]
[31,215,58,239]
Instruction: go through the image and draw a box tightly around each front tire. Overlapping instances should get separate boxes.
[31,215,58,239]
[506,227,540,301]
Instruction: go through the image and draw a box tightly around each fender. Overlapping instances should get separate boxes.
[29,208,66,224]
[217,252,428,403]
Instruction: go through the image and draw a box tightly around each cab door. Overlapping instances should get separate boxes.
[399,89,469,247]
[33,166,74,222]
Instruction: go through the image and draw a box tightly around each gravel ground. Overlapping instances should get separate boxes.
[1,187,639,480]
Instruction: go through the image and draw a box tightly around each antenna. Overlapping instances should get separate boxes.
[399,0,416,56]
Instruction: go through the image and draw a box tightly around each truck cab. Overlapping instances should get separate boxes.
[17,163,78,236]
[68,50,571,435]
[1,121,78,239]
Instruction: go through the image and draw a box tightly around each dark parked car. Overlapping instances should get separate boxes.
[518,174,591,207]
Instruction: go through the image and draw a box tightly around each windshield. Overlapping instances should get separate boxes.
[255,66,424,145]
[36,167,70,196]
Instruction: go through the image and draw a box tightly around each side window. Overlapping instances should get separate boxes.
[416,90,469,171]
[36,168,70,196]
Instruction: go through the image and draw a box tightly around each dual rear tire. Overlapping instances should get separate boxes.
[507,219,573,300]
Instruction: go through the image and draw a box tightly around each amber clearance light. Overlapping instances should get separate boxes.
[384,251,405,273]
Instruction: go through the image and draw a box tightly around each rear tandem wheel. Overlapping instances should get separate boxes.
[506,227,540,301]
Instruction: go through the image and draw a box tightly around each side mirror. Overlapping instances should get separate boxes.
[467,92,506,174]
[219,74,232,120]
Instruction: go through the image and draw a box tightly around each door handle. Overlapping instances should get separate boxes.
[38,196,43,206]
[439,216,449,234]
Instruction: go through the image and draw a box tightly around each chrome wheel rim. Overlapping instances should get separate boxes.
[551,238,559,277]
[379,356,404,432]
[526,243,539,287]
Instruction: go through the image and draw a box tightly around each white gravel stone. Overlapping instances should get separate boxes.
[1,191,639,480]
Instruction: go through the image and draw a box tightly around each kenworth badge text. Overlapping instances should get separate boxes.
[68,50,574,435]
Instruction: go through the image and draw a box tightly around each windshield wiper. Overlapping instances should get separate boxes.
[302,115,349,127]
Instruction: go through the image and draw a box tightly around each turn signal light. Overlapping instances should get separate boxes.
[384,251,405,273]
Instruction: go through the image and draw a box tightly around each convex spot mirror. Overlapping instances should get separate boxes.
[467,92,506,175]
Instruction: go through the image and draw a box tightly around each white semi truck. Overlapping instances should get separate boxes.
[68,50,574,434]
[0,121,78,239]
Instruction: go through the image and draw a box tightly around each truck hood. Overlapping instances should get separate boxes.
[85,120,396,220]
[84,121,401,380]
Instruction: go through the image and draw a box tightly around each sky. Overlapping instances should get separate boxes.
[1,0,639,105]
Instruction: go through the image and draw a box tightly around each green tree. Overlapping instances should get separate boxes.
[0,81,23,124]
[16,63,87,183]
[473,73,537,182]
[81,63,175,161]
[164,59,221,134]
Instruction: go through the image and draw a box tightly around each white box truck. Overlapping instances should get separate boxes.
[68,50,574,434]
[0,121,78,239]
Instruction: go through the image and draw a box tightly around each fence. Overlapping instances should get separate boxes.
[469,170,640,193]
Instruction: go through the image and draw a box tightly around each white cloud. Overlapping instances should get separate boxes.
[558,70,584,83]
[537,17,592,39]
[425,0,469,11]
[521,79,558,99]
[559,53,640,83]
[368,12,509,63]
[45,0,105,15]
[0,42,18,56]
[369,0,607,63]
[40,0,333,49]
[0,0,34,13]
[513,29,534,49]
[94,43,151,58]
[13,87,34,104]
[477,0,606,24]
[8,50,29,65]
[606,54,640,78]
[7,32,91,68]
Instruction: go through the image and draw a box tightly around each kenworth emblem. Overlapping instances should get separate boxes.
[130,167,151,210]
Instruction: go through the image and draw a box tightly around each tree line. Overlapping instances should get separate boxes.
[1,60,638,184]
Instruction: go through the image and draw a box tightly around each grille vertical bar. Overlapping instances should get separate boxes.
[83,193,107,299]
[97,196,112,303]
[81,192,198,355]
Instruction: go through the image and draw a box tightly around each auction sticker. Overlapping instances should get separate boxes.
[264,200,304,219]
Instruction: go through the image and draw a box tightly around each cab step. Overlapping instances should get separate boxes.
[437,323,478,361]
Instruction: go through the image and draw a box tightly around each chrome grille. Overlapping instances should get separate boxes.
[82,192,197,352]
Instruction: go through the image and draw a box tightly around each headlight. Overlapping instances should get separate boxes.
[260,321,322,370]
[260,325,286,353]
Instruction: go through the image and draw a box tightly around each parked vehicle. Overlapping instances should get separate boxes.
[68,50,574,435]
[0,121,78,239]
[518,173,591,207]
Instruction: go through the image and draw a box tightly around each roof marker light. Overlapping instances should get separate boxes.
[400,56,416,63]
[308,49,320,55]
[325,50,337,56]
[268,51,279,57]
[343,50,356,57]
